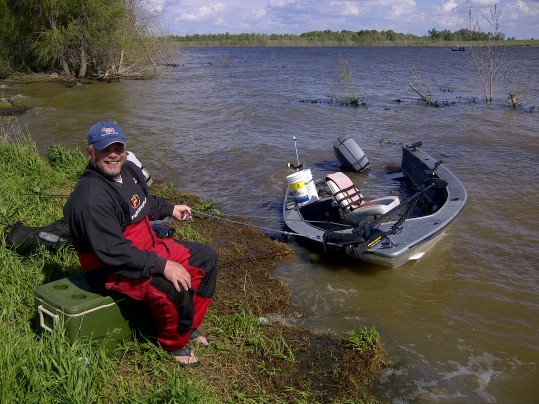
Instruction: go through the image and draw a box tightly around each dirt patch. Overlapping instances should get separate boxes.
[157,186,389,402]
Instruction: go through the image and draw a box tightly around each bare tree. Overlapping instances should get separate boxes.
[468,4,508,103]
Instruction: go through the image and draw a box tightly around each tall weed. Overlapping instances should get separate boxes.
[46,144,87,182]
[0,132,69,225]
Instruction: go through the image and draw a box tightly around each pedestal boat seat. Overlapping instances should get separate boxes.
[325,172,400,224]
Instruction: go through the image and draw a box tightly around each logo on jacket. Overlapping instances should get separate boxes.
[130,194,140,208]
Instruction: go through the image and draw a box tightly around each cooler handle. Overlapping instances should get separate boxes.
[38,305,58,333]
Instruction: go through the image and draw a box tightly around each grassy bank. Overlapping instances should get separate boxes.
[0,123,389,403]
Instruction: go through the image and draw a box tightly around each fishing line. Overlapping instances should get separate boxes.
[191,209,297,236]
[191,209,353,238]
[207,211,350,229]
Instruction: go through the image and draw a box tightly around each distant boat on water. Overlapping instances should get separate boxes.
[452,45,467,51]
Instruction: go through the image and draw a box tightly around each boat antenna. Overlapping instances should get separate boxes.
[293,136,300,166]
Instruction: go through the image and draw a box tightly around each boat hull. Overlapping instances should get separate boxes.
[282,144,467,268]
[357,229,446,267]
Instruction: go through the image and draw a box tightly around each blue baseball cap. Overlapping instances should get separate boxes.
[87,121,126,150]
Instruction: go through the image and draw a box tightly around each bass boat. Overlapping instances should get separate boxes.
[283,140,467,268]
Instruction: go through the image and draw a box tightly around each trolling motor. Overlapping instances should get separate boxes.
[322,217,384,255]
[407,141,423,151]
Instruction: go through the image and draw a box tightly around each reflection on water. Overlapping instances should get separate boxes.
[4,46,539,402]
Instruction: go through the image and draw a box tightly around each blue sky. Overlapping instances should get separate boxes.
[150,0,538,40]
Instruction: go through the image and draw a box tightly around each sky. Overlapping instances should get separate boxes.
[149,0,539,40]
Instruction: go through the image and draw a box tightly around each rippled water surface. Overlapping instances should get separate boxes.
[4,46,539,402]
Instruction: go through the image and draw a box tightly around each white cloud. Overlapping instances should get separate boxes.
[470,0,498,6]
[384,0,416,18]
[437,0,459,13]
[514,0,539,15]
[161,0,538,39]
[341,2,361,16]
[179,2,226,22]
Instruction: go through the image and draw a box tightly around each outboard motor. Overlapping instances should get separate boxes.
[333,135,370,173]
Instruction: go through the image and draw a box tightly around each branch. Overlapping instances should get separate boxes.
[408,82,433,105]
[134,26,158,72]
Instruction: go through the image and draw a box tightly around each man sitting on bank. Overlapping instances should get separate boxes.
[64,121,217,367]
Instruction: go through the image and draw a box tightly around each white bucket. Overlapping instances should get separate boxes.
[286,169,318,206]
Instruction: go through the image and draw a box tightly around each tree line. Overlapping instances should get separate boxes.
[171,28,514,46]
[0,0,167,79]
[428,28,506,42]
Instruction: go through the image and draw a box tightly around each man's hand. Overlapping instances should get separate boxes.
[163,260,192,292]
[172,204,191,221]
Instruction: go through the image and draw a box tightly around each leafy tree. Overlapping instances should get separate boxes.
[0,0,165,78]
[31,0,127,77]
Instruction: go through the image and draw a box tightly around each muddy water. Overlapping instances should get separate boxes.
[3,46,539,402]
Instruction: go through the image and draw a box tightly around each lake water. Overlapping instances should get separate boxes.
[3,46,539,402]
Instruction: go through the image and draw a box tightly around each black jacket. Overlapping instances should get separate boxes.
[63,161,174,278]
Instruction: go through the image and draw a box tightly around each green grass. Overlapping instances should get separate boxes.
[0,124,217,403]
[211,309,295,362]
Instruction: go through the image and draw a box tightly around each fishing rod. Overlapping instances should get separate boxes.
[18,193,69,199]
[293,136,300,167]
[287,136,303,170]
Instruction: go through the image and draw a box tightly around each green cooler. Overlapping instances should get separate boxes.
[35,273,150,348]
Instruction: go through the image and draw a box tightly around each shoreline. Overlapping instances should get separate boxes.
[0,132,390,402]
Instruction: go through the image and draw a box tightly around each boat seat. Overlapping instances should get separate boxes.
[325,172,400,223]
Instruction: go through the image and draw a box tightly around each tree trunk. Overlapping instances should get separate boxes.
[78,44,87,77]
[62,58,71,76]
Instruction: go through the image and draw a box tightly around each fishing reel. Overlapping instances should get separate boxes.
[287,162,303,170]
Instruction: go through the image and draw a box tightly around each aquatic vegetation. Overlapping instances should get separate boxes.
[328,52,368,108]
[348,326,380,354]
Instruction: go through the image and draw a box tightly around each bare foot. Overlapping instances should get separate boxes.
[170,346,199,367]
[193,334,210,347]
[190,328,211,347]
